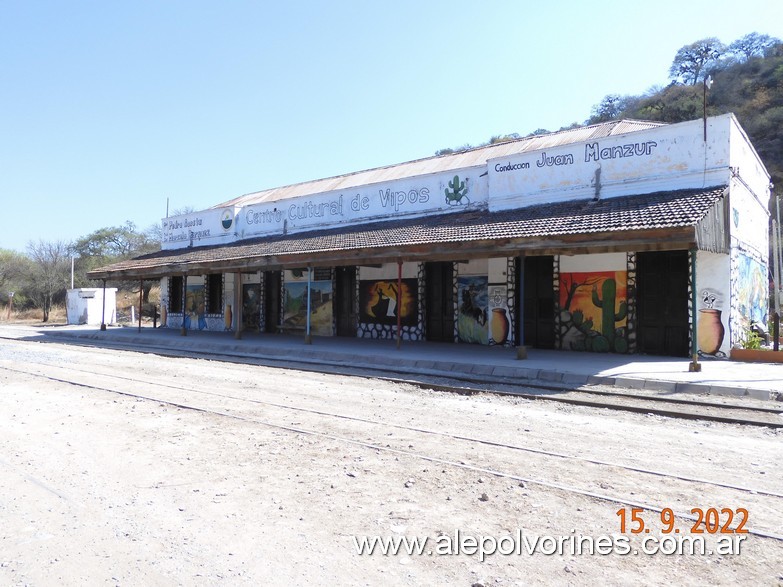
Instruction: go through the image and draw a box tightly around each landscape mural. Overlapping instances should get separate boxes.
[283,280,333,336]
[558,271,629,353]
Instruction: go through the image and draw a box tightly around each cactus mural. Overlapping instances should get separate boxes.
[558,271,629,353]
[444,175,469,205]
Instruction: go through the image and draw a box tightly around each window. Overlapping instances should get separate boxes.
[206,274,223,314]
[170,276,183,312]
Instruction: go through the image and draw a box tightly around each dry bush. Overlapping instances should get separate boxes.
[3,304,67,324]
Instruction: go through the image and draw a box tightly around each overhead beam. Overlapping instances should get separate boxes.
[86,227,698,281]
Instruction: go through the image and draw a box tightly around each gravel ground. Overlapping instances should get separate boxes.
[1,337,782,586]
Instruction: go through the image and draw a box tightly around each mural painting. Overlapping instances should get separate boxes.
[359,279,417,326]
[444,175,470,206]
[488,284,510,345]
[457,276,488,344]
[283,281,333,336]
[698,288,726,357]
[558,271,628,353]
[185,285,207,330]
[242,284,261,331]
[736,252,768,331]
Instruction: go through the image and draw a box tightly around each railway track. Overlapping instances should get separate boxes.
[2,356,782,542]
[3,332,781,428]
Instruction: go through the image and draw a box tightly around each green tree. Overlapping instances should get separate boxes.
[669,38,725,85]
[728,33,781,62]
[26,240,71,322]
[0,249,27,293]
[71,221,159,279]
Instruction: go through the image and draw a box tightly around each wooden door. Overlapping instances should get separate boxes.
[523,256,555,349]
[637,251,689,357]
[264,271,281,333]
[335,267,357,337]
[425,262,454,342]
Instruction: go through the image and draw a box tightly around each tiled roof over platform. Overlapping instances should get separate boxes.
[88,186,726,280]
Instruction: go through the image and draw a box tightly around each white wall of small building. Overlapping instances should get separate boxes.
[727,117,771,347]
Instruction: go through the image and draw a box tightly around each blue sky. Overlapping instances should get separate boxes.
[1,0,782,252]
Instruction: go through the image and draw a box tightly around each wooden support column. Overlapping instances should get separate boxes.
[234,272,243,340]
[181,274,188,336]
[396,260,402,349]
[100,279,107,331]
[138,279,143,332]
[689,248,701,372]
[516,255,527,359]
[305,267,312,344]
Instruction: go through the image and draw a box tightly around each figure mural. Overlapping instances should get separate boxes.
[736,252,768,331]
[558,271,629,353]
[185,285,206,330]
[242,284,261,331]
[457,276,488,344]
[359,279,417,326]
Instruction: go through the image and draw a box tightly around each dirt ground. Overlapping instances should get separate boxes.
[0,336,782,586]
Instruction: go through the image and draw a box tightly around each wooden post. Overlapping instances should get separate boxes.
[516,255,527,359]
[100,279,107,331]
[689,248,701,372]
[181,274,188,336]
[396,260,402,349]
[773,219,781,352]
[234,272,243,340]
[305,267,312,344]
[138,279,143,333]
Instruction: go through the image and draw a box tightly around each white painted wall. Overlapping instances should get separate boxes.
[560,253,626,273]
[241,272,261,285]
[457,259,488,276]
[359,263,419,280]
[162,207,237,250]
[696,251,731,357]
[66,288,117,325]
[489,115,734,211]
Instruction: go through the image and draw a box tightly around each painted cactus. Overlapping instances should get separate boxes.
[444,175,468,204]
[591,279,628,352]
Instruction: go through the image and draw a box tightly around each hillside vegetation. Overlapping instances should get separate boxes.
[440,33,783,192]
[588,34,783,191]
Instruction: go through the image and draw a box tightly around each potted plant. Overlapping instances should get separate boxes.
[730,327,783,363]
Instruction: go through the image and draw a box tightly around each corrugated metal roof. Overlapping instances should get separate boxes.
[215,119,665,208]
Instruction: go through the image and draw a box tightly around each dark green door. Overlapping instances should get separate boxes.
[523,256,555,349]
[637,251,689,357]
[425,262,454,342]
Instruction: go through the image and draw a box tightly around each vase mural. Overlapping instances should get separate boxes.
[698,308,724,355]
[490,308,509,345]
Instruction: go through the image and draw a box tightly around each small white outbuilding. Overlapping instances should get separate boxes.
[66,288,117,326]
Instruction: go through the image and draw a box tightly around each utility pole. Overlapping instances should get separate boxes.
[773,220,780,351]
[774,191,782,350]
[703,75,713,142]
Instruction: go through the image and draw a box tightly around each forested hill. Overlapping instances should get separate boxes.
[588,36,783,193]
[439,33,783,196]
